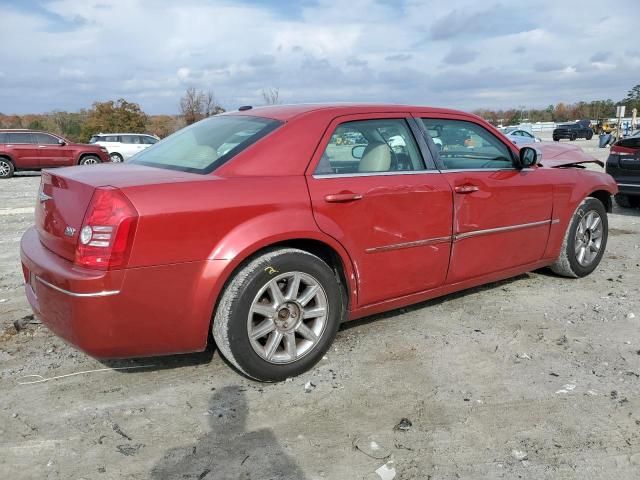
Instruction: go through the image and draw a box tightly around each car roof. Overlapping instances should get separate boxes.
[0,129,61,135]
[222,103,472,121]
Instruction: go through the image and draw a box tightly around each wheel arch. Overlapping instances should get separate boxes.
[200,231,358,347]
[0,153,15,164]
[588,189,612,213]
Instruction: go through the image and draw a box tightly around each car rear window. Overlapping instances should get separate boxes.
[130,115,282,174]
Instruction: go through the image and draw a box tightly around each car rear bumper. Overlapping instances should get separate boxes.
[20,226,229,358]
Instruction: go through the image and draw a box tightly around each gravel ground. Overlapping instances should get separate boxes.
[1,137,639,480]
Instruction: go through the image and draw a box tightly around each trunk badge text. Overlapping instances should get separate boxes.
[64,226,76,237]
[38,191,53,203]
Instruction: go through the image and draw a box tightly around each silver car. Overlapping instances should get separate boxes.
[503,128,541,145]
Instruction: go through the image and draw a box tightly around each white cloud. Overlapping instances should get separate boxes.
[0,0,637,114]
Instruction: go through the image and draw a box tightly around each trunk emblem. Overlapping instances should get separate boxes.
[38,191,53,203]
[64,226,76,237]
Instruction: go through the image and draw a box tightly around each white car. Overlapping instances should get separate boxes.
[89,133,159,162]
[503,128,542,145]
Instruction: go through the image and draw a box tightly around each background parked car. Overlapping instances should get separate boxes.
[553,120,594,141]
[89,133,159,162]
[0,129,109,178]
[606,129,640,208]
[503,128,542,145]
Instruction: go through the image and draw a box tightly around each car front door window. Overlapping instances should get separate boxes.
[421,118,515,170]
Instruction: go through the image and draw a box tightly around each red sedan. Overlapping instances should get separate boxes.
[20,104,617,381]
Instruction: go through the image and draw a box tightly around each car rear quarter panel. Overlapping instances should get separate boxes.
[121,175,357,341]
[543,168,617,260]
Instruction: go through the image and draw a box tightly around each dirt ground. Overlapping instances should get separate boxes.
[1,135,639,480]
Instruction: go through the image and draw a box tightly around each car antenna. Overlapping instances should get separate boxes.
[238,105,253,111]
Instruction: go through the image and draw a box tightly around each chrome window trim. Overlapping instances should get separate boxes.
[35,276,120,298]
[617,183,640,187]
[312,170,440,179]
[454,219,551,241]
[365,235,452,253]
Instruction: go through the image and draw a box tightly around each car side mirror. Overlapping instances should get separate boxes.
[352,145,365,159]
[57,139,66,146]
[518,146,537,168]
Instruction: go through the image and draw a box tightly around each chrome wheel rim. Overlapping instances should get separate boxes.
[83,157,98,165]
[247,271,328,364]
[574,210,603,266]
[110,154,122,162]
[0,160,10,176]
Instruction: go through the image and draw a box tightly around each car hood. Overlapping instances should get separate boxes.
[534,142,604,168]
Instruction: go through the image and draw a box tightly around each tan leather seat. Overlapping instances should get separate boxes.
[358,142,391,172]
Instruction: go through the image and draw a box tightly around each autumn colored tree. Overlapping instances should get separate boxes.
[81,99,148,140]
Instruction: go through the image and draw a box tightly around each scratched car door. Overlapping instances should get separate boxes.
[305,114,453,307]
[418,114,553,283]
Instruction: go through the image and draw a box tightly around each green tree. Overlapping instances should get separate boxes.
[82,99,148,140]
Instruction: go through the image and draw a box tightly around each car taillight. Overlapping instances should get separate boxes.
[75,187,138,270]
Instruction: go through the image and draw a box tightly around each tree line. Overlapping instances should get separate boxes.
[473,84,640,126]
[0,87,281,143]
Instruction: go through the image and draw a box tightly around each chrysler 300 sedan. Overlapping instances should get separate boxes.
[20,104,617,381]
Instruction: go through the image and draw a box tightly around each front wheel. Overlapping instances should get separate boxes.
[570,133,577,141]
[550,198,608,278]
[213,248,344,382]
[553,136,559,142]
[79,155,100,165]
[109,153,123,163]
[585,131,593,140]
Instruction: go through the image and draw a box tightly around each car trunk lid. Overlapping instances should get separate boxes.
[35,164,209,261]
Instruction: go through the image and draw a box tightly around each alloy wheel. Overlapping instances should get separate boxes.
[247,271,328,364]
[574,210,603,266]
[0,160,10,177]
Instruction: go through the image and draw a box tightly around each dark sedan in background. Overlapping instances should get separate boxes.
[606,130,640,208]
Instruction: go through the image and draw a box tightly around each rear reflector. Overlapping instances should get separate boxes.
[75,187,138,270]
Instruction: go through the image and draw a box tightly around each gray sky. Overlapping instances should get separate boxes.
[0,0,638,114]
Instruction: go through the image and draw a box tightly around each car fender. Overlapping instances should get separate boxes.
[543,170,617,259]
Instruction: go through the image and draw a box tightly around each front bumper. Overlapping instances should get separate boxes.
[20,226,228,358]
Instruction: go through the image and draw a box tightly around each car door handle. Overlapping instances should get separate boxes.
[324,192,364,203]
[454,184,479,194]
[38,145,47,148]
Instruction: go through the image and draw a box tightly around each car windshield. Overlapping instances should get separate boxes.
[130,115,282,174]
[89,136,100,143]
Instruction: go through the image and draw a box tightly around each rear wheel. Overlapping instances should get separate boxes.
[551,198,608,278]
[553,136,559,142]
[79,155,100,165]
[0,158,14,178]
[614,193,639,208]
[213,248,344,382]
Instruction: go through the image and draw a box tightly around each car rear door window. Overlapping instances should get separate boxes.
[314,118,425,175]
[421,118,515,170]
[7,132,35,144]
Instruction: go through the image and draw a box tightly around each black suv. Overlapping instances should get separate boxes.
[553,120,594,141]
[606,131,640,208]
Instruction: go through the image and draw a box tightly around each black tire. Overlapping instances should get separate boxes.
[614,193,639,208]
[550,198,608,278]
[0,157,15,178]
[585,131,593,140]
[109,152,123,163]
[212,248,344,382]
[553,137,559,142]
[570,133,577,141]
[79,155,100,165]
